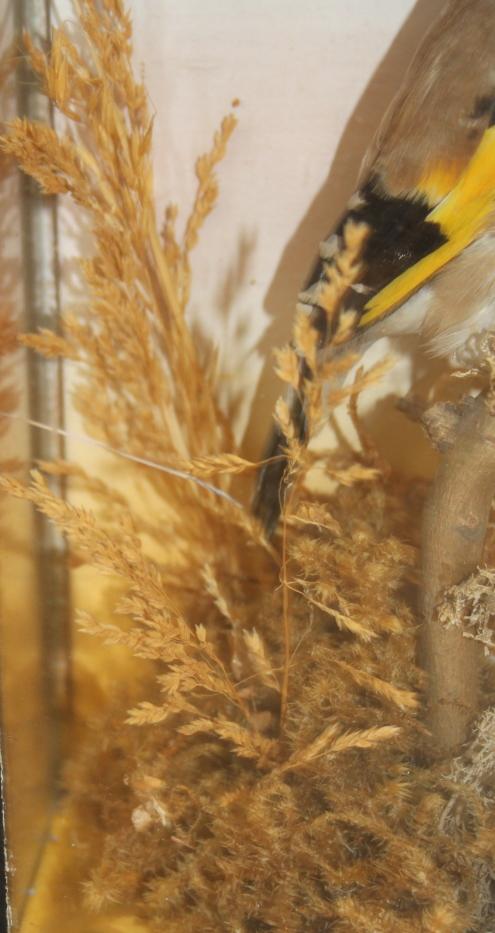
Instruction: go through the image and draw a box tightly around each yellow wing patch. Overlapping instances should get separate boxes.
[360,126,495,328]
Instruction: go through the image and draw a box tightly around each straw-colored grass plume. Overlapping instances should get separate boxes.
[2,2,495,931]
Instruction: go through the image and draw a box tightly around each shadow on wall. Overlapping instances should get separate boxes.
[242,0,446,465]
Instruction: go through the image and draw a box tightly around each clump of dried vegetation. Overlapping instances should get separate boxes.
[2,1,495,930]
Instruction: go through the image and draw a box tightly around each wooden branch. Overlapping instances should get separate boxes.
[396,391,427,423]
[420,393,495,751]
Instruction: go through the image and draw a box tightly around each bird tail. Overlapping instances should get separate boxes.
[252,218,371,538]
[251,385,307,540]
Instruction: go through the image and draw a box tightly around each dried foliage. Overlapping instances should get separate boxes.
[2,2,495,931]
[440,708,495,931]
[59,475,495,933]
[439,567,495,652]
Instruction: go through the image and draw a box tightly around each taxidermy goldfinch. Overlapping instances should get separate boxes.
[252,0,495,537]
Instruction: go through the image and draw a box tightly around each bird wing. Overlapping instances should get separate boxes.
[359,125,495,328]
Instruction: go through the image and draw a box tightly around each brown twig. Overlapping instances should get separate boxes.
[421,392,495,750]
